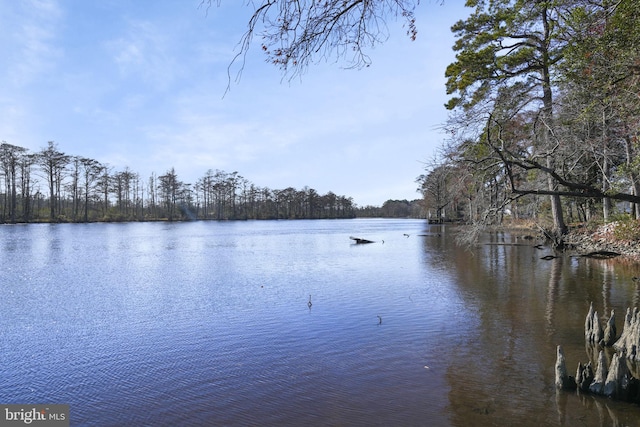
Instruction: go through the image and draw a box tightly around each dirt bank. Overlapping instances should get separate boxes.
[565,222,640,261]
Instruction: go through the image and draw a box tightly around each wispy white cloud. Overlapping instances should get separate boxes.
[5,0,63,86]
[105,19,180,90]
[0,103,26,144]
[0,0,63,147]
[0,0,468,205]
[137,110,303,180]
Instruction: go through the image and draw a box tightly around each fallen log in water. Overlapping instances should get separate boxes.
[582,250,621,259]
[349,236,375,244]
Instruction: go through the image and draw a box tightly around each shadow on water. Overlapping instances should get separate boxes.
[420,224,640,426]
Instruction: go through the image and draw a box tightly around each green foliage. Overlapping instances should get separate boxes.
[441,0,640,235]
[445,0,565,111]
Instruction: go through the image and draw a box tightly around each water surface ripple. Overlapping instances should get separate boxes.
[2,219,640,426]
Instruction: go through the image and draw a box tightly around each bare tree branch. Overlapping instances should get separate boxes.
[205,0,422,89]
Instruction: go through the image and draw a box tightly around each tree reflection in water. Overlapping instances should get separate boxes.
[423,227,640,426]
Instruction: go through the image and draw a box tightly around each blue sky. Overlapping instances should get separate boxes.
[0,0,469,207]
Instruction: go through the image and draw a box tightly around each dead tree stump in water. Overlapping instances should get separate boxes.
[589,350,608,394]
[614,307,640,362]
[604,352,629,399]
[584,302,604,345]
[576,361,594,392]
[555,346,576,390]
[603,310,617,347]
[556,304,640,404]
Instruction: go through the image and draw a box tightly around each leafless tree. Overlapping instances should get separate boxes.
[37,141,70,221]
[205,0,421,86]
[0,142,27,222]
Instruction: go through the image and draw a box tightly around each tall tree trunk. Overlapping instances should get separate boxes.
[602,156,611,222]
[624,135,640,219]
[602,109,611,222]
[10,161,17,223]
[49,167,55,220]
[541,6,566,237]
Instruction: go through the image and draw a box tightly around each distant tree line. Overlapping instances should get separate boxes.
[204,1,640,236]
[355,199,423,218]
[0,141,357,223]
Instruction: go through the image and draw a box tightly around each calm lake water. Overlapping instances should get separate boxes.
[2,218,640,426]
